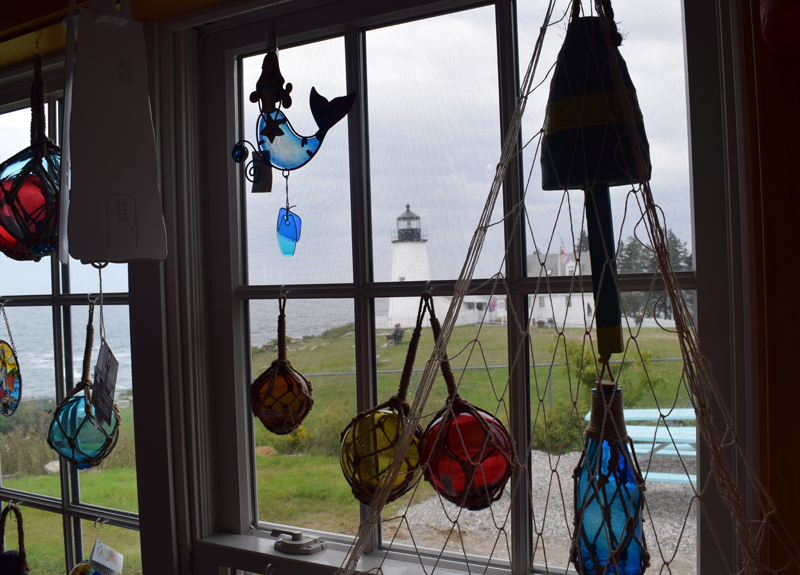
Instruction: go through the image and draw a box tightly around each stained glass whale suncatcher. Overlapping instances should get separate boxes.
[257,87,355,172]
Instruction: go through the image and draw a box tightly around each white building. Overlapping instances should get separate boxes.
[527,252,593,328]
[526,251,675,329]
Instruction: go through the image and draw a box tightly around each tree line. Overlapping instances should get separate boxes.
[574,228,692,322]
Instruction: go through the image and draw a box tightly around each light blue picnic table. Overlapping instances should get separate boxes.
[584,407,697,485]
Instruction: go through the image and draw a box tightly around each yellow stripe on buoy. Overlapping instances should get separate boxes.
[544,90,643,135]
[596,324,624,355]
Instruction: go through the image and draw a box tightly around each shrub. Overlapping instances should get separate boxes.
[531,399,584,453]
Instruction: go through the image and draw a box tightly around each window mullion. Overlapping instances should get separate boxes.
[495,1,532,573]
[344,24,381,553]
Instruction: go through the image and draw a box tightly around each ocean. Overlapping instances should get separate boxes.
[8,300,379,400]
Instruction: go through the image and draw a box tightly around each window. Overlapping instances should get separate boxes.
[0,103,140,572]
[198,1,750,574]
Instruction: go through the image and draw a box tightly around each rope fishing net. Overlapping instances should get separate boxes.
[333,1,800,574]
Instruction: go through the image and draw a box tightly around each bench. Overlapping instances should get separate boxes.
[584,407,697,486]
[379,329,405,346]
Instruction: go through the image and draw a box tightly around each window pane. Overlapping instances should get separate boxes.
[367,8,505,283]
[242,38,352,285]
[0,306,59,498]
[81,520,142,575]
[3,507,66,575]
[517,0,693,277]
[69,260,129,294]
[377,296,512,562]
[69,305,137,512]
[527,291,696,572]
[0,109,52,294]
[249,298,357,530]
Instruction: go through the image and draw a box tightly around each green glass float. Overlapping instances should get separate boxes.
[250,296,314,435]
[339,294,439,505]
[48,302,120,469]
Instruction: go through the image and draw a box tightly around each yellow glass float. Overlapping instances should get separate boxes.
[340,293,451,505]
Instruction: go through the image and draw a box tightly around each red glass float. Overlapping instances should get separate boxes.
[0,55,60,262]
[421,399,513,511]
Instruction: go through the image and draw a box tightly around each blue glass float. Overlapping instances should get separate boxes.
[0,341,21,417]
[48,395,119,469]
[573,384,648,575]
[276,207,301,257]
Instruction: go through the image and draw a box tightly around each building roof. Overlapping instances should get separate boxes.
[397,204,420,219]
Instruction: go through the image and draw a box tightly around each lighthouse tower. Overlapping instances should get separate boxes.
[387,205,430,327]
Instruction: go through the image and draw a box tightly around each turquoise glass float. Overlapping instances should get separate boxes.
[48,394,119,469]
[573,386,647,575]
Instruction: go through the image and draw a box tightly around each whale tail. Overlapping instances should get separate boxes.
[310,87,357,142]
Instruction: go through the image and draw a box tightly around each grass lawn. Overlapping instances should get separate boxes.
[0,402,140,574]
[251,324,686,526]
[0,323,686,570]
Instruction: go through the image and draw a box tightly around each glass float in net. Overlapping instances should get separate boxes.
[0,55,61,262]
[340,294,440,504]
[421,401,513,511]
[573,382,648,575]
[49,394,120,469]
[47,302,120,469]
[340,407,422,505]
[250,296,314,435]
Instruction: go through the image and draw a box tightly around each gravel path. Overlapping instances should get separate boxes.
[383,451,697,574]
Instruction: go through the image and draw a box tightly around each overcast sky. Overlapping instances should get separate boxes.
[243,0,690,288]
[2,0,690,296]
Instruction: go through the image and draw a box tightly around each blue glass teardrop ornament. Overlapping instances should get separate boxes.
[573,385,648,575]
[276,208,301,257]
[277,208,301,242]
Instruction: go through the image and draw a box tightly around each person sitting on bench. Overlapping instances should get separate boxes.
[384,324,404,346]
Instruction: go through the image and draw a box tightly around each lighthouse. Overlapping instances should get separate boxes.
[390,205,430,282]
[387,205,431,327]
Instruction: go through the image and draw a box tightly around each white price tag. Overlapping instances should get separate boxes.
[89,539,124,575]
[92,341,119,428]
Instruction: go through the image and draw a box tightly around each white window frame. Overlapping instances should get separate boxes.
[116,0,761,573]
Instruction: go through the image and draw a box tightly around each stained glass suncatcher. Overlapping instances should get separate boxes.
[0,341,21,416]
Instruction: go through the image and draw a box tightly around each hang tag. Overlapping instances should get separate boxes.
[89,539,124,575]
[92,341,119,428]
[251,151,273,193]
